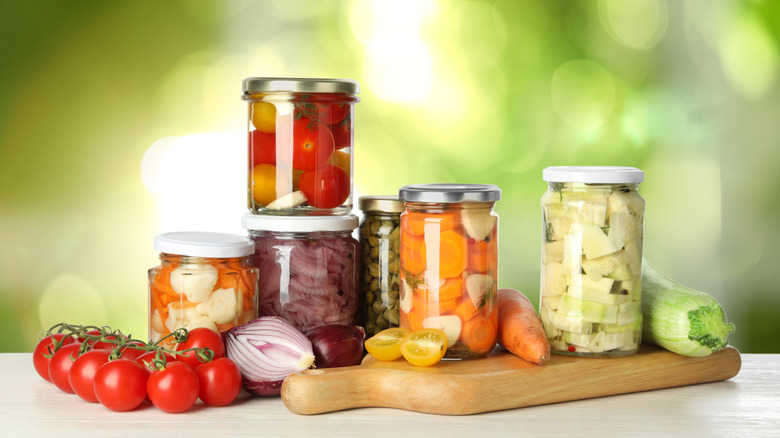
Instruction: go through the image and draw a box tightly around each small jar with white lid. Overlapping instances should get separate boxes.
[540,166,645,357]
[148,231,259,348]
[242,213,360,333]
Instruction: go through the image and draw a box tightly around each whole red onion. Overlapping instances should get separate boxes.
[305,325,366,369]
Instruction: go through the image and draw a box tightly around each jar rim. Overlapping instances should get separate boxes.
[399,183,501,203]
[242,213,359,232]
[154,232,254,258]
[242,77,359,94]
[543,166,644,184]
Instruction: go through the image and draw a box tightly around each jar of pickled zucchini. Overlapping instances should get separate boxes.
[358,196,404,337]
[148,232,259,348]
[242,213,360,333]
[242,77,360,215]
[398,184,501,359]
[540,166,645,357]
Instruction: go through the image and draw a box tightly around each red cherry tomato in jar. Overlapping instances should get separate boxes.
[330,117,352,150]
[33,333,74,382]
[174,327,225,369]
[147,361,200,413]
[68,349,110,403]
[298,164,349,209]
[291,117,335,171]
[48,343,82,393]
[294,98,350,126]
[195,357,242,407]
[94,359,149,412]
[250,129,276,167]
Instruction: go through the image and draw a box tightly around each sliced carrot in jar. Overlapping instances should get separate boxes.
[400,233,427,276]
[436,277,465,302]
[437,229,467,278]
[460,313,497,355]
[404,210,459,236]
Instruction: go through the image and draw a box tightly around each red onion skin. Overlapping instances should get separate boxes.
[305,325,366,369]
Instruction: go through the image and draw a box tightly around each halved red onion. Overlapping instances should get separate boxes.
[223,316,315,396]
[306,324,366,369]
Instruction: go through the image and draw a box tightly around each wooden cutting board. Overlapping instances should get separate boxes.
[280,344,741,415]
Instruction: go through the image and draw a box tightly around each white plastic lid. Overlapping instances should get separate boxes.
[241,213,359,233]
[543,166,644,184]
[154,231,255,258]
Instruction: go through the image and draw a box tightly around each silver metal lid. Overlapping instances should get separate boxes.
[398,184,502,203]
[242,77,360,94]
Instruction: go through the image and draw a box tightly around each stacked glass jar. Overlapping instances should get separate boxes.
[241,77,362,334]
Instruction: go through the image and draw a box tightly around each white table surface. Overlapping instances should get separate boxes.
[1,352,778,437]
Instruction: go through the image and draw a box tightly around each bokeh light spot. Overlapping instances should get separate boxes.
[720,11,779,100]
[551,60,615,137]
[39,274,107,330]
[598,0,668,50]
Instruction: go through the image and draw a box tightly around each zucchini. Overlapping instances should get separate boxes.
[641,259,735,356]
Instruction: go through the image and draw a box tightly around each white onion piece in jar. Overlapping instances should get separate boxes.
[224,316,315,396]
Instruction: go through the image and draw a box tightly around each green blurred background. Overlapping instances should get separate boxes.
[1,0,778,353]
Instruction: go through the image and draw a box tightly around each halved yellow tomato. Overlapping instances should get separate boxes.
[365,327,410,361]
[400,329,448,367]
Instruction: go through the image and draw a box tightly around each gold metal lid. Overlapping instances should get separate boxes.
[358,196,404,213]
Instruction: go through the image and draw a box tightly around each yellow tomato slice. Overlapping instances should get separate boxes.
[365,328,410,361]
[400,329,448,367]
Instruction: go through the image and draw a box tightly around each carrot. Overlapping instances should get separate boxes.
[400,233,427,275]
[437,229,466,278]
[460,313,497,355]
[497,288,550,365]
[436,277,464,302]
[467,239,494,273]
[404,210,458,235]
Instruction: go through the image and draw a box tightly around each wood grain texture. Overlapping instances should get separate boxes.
[281,344,741,415]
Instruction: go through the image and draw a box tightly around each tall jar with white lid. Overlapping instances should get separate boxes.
[540,166,645,357]
[242,77,360,215]
[242,213,360,334]
[148,232,259,348]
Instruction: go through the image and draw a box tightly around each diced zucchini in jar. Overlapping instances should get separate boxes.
[543,240,564,263]
[562,230,583,277]
[607,190,645,217]
[550,309,593,334]
[563,190,609,226]
[607,206,634,251]
[581,251,631,281]
[579,222,619,260]
[563,295,618,324]
[542,262,565,298]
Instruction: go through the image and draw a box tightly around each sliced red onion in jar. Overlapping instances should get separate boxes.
[223,316,315,396]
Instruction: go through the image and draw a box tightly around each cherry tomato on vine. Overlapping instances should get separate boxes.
[290,117,335,171]
[113,341,147,361]
[48,343,82,393]
[68,349,110,403]
[94,359,148,412]
[195,357,242,407]
[33,333,74,382]
[136,350,177,374]
[78,329,125,351]
[250,129,276,167]
[298,164,349,209]
[174,327,225,370]
[147,361,200,413]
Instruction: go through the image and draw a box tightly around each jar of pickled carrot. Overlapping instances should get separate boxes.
[148,232,259,348]
[242,77,360,215]
[242,213,360,333]
[398,183,501,359]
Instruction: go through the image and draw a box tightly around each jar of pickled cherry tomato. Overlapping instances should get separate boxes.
[242,77,360,215]
[539,166,645,358]
[242,213,360,334]
[148,232,259,348]
[398,183,501,359]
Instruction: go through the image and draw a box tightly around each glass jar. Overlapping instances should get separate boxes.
[358,196,404,337]
[539,166,645,357]
[398,183,501,359]
[242,77,360,215]
[242,213,360,333]
[148,232,259,348]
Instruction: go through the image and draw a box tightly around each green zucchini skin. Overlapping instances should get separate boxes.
[641,260,735,357]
